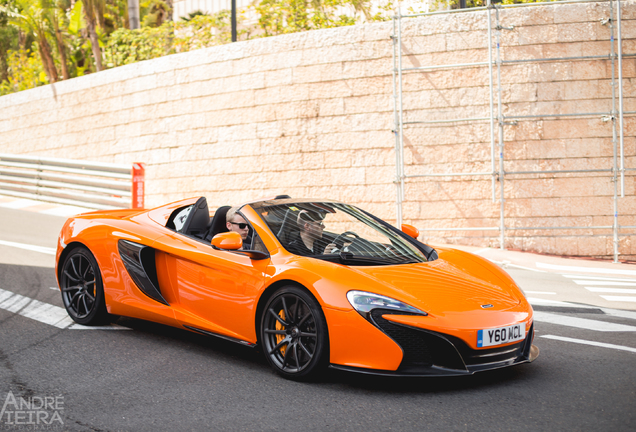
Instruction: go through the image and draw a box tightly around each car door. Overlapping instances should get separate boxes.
[151,231,270,344]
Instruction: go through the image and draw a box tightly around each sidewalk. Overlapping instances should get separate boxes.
[0,196,95,218]
[442,243,636,277]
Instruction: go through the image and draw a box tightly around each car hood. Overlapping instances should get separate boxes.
[346,247,524,316]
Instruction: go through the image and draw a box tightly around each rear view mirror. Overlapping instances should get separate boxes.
[212,232,243,250]
[401,224,419,239]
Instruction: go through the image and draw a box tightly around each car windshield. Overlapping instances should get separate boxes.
[252,201,428,265]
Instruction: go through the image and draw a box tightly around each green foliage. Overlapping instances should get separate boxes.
[104,23,173,67]
[103,11,246,68]
[173,11,244,48]
[180,10,206,22]
[413,0,546,13]
[141,0,170,28]
[0,0,398,94]
[254,0,370,36]
[0,10,20,82]
[0,48,47,95]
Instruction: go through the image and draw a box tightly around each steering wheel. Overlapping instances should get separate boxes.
[332,231,360,249]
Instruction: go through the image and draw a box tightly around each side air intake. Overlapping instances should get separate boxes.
[118,240,169,305]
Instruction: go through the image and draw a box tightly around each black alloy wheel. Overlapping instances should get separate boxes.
[260,286,328,380]
[60,246,109,325]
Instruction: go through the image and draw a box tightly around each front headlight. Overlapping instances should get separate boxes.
[346,290,427,316]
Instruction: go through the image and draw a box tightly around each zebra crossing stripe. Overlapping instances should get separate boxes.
[0,288,72,328]
[536,262,636,276]
[533,311,636,332]
[0,288,128,330]
[541,335,636,354]
[600,296,636,303]
[574,281,636,287]
[586,288,636,294]
[0,240,56,255]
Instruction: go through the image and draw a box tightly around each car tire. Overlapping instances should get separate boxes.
[260,286,329,381]
[60,245,110,325]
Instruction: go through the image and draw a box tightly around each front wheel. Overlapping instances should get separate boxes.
[260,286,328,381]
[60,246,109,325]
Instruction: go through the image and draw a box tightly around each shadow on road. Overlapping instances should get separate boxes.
[115,315,538,394]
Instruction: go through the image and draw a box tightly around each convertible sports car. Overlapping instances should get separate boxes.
[56,195,538,380]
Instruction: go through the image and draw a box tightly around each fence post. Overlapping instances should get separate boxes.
[132,163,145,209]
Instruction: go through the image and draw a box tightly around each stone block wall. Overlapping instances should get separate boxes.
[0,1,634,259]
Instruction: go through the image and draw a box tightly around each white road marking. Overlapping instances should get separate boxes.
[529,299,636,321]
[536,262,636,276]
[487,259,547,273]
[601,308,636,320]
[586,287,636,294]
[533,311,636,332]
[0,288,73,328]
[525,291,556,295]
[562,274,636,282]
[50,286,58,291]
[574,280,636,286]
[600,296,636,303]
[528,297,598,309]
[0,199,41,209]
[41,206,91,217]
[473,248,492,255]
[541,335,636,353]
[0,240,56,255]
[0,288,129,330]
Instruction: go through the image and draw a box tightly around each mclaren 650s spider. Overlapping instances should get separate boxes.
[56,196,538,380]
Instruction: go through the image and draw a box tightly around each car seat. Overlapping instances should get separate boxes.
[181,197,210,239]
[205,205,231,241]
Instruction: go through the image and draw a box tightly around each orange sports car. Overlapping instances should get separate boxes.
[56,196,538,380]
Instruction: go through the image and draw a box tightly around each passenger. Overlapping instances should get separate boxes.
[226,206,250,244]
[286,210,336,256]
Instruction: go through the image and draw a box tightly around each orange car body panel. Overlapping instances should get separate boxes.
[56,197,535,372]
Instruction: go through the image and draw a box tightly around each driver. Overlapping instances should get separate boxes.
[286,210,337,256]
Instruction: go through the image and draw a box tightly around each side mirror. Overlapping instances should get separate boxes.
[401,224,419,239]
[211,232,243,250]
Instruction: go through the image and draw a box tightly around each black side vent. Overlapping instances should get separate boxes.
[118,240,169,305]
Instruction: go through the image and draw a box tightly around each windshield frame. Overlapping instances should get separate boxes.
[249,199,437,265]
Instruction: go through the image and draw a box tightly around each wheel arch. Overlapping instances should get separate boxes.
[254,279,329,346]
[57,241,88,282]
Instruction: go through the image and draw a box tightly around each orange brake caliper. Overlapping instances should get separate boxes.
[275,310,287,356]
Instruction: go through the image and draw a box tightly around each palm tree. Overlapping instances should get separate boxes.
[81,0,104,71]
[45,0,70,79]
[0,0,59,83]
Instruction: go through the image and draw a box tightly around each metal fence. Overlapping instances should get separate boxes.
[0,154,133,210]
[392,0,634,262]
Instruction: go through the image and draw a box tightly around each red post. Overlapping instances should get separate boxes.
[132,163,145,209]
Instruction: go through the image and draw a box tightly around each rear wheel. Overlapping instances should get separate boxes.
[260,286,328,381]
[60,246,109,325]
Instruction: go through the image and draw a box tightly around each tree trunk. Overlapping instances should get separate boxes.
[53,18,69,80]
[83,1,104,71]
[38,34,58,83]
[0,37,9,83]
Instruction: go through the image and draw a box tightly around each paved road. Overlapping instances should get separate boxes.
[0,205,634,431]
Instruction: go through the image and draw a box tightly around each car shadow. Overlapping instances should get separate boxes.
[113,315,539,394]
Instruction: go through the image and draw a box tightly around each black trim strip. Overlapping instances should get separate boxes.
[330,355,532,377]
[183,325,257,348]
[328,364,473,377]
